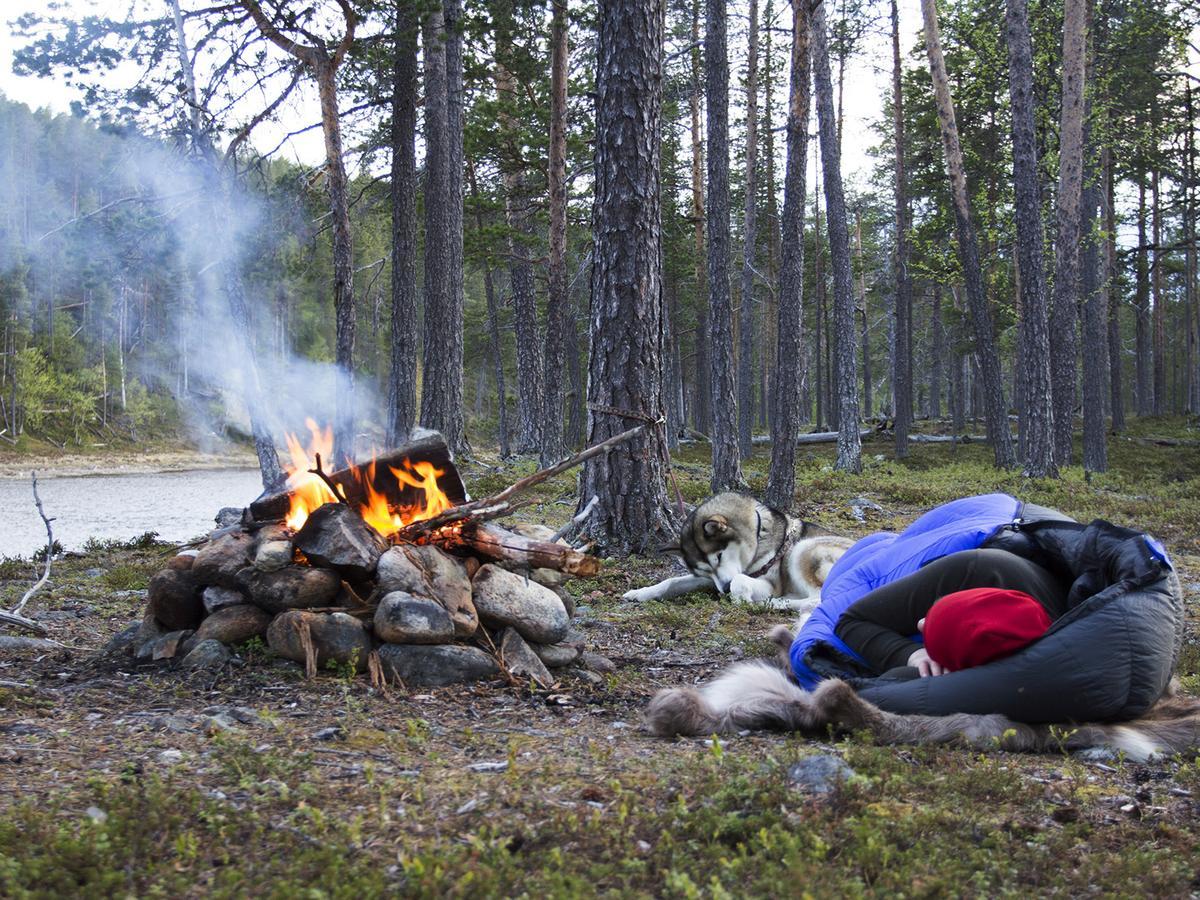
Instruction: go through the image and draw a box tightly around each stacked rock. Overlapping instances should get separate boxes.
[124,505,591,689]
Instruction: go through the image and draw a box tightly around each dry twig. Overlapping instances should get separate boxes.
[1,473,54,636]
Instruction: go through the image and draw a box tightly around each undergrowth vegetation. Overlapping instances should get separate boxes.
[0,419,1197,896]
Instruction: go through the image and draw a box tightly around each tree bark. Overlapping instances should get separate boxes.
[811,0,860,473]
[1081,156,1107,472]
[581,0,677,554]
[541,0,570,466]
[1103,145,1124,432]
[467,157,510,457]
[1152,149,1165,414]
[388,0,419,445]
[1135,179,1152,416]
[1004,0,1056,477]
[706,0,744,490]
[854,209,871,419]
[1187,82,1200,415]
[930,285,943,419]
[689,0,711,436]
[920,0,1015,468]
[890,0,912,458]
[765,0,811,510]
[1049,0,1086,464]
[737,0,760,459]
[419,2,467,454]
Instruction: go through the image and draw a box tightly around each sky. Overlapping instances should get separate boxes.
[0,0,917,186]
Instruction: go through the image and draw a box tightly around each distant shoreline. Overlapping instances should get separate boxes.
[0,448,260,480]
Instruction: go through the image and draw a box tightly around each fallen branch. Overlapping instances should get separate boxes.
[308,453,348,505]
[1,473,54,636]
[397,423,647,541]
[456,523,601,577]
[551,494,598,543]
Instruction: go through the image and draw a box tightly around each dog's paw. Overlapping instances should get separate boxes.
[728,573,769,604]
[622,587,655,603]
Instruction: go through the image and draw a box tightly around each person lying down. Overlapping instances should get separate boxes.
[644,493,1198,761]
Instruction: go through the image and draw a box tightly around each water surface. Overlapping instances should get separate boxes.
[0,468,265,558]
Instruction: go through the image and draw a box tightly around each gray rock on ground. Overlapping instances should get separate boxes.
[374,591,455,644]
[253,540,294,572]
[500,628,554,689]
[786,755,856,795]
[377,644,499,687]
[239,565,342,614]
[471,564,569,645]
[194,604,272,645]
[376,545,478,637]
[531,639,581,668]
[103,621,141,655]
[136,629,194,661]
[578,651,616,674]
[267,610,373,672]
[181,639,232,671]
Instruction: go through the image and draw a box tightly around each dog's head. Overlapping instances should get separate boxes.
[662,492,768,592]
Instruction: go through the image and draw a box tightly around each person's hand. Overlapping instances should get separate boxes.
[907,646,947,677]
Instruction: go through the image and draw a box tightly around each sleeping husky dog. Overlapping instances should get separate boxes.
[623,492,854,612]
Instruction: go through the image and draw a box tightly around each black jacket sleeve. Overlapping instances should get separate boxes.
[833,548,1071,674]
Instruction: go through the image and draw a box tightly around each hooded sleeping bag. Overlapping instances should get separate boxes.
[789,493,1182,723]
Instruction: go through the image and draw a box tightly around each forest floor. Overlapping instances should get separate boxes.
[1,417,1199,897]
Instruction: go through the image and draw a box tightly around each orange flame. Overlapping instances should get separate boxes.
[280,418,453,538]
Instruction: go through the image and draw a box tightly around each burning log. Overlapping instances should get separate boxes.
[247,432,466,525]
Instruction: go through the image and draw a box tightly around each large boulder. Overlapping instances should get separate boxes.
[148,569,204,631]
[374,591,455,644]
[267,610,373,673]
[191,531,256,588]
[239,565,342,614]
[294,504,388,580]
[194,604,272,645]
[202,585,246,614]
[376,545,477,637]
[471,564,569,644]
[377,644,499,687]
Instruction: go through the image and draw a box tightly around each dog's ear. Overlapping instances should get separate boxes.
[657,542,683,556]
[702,515,729,538]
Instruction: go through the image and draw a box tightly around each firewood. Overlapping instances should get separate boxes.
[248,432,467,522]
[455,524,600,577]
[397,423,648,541]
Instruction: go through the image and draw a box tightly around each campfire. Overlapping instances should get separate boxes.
[123,425,633,689]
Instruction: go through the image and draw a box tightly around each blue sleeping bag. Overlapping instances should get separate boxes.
[788,493,1181,723]
[789,493,1022,689]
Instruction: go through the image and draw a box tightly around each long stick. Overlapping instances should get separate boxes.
[397,423,647,539]
[14,473,54,616]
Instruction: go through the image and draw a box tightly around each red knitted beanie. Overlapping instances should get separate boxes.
[923,587,1052,671]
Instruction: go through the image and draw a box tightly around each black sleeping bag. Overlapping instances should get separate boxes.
[815,505,1183,723]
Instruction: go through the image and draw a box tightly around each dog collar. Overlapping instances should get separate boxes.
[746,511,802,579]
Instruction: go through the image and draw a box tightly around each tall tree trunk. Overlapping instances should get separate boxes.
[1187,83,1200,415]
[1151,150,1165,415]
[890,0,912,457]
[1080,6,1106,472]
[811,0,860,473]
[1004,0,1056,476]
[444,0,466,451]
[1049,0,1086,463]
[765,0,811,510]
[1135,179,1152,415]
[1103,145,1124,432]
[467,158,510,457]
[930,285,943,418]
[814,166,826,429]
[419,6,465,452]
[565,282,586,449]
[737,0,760,459]
[920,0,1015,468]
[582,0,677,553]
[689,0,711,436]
[763,0,781,431]
[541,0,570,466]
[706,0,743,489]
[854,208,871,419]
[388,0,419,444]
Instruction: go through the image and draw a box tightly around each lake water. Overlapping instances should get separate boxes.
[0,468,267,558]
